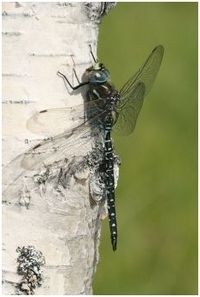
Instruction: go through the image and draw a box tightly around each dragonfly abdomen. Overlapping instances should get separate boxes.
[104,128,117,251]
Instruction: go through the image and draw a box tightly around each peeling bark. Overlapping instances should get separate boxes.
[2,2,116,294]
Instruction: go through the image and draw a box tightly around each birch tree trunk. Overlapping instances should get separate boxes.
[2,2,116,294]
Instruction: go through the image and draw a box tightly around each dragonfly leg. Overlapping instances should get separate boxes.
[73,68,81,85]
[57,71,89,91]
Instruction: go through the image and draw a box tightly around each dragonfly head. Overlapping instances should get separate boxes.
[84,62,110,84]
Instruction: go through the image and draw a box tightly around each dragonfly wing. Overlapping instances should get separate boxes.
[27,106,86,136]
[115,45,164,135]
[120,45,164,99]
[113,82,145,135]
[3,107,106,197]
[21,123,96,170]
[27,98,106,137]
[3,123,97,202]
[6,98,108,172]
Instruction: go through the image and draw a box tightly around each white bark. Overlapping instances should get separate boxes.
[2,2,116,294]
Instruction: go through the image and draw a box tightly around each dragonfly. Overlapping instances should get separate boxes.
[5,45,164,251]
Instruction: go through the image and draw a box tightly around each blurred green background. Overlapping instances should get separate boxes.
[94,2,197,294]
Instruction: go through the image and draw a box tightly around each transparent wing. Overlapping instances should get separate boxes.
[3,121,102,201]
[27,98,105,137]
[4,97,108,183]
[115,45,164,135]
[26,106,83,136]
[113,82,145,135]
[21,124,94,170]
[120,45,164,98]
[23,105,110,171]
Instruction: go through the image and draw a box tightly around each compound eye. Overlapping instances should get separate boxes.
[95,72,102,79]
